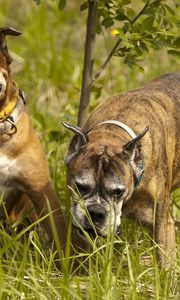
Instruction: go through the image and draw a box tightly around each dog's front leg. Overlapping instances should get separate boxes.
[26,180,68,252]
[155,192,176,269]
[17,147,68,253]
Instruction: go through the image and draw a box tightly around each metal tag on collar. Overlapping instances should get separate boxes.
[6,115,17,133]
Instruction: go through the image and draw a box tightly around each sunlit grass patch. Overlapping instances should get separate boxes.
[0,214,179,299]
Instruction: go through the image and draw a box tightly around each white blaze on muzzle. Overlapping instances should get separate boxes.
[115,199,124,228]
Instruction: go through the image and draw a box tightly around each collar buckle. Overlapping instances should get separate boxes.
[6,115,17,134]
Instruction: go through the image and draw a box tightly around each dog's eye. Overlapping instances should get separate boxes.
[75,182,90,196]
[111,188,124,198]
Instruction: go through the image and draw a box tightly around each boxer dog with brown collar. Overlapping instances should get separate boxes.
[63,73,180,267]
[0,27,67,252]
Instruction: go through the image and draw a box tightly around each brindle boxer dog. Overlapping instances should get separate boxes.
[0,27,67,252]
[63,73,180,268]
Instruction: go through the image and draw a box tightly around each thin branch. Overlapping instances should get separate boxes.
[78,0,98,127]
[92,37,122,83]
[130,0,150,24]
[92,0,151,83]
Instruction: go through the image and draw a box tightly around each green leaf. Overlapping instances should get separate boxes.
[58,0,66,10]
[115,13,129,21]
[139,41,149,53]
[141,16,154,31]
[124,54,134,68]
[133,45,143,56]
[48,130,65,142]
[167,49,180,57]
[126,7,135,19]
[134,63,144,73]
[96,18,102,34]
[163,4,175,16]
[102,18,114,28]
[114,46,129,57]
[80,1,88,11]
[122,0,131,4]
[173,37,180,48]
[130,33,141,41]
[33,0,41,5]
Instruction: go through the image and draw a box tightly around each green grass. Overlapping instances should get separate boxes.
[0,217,179,299]
[0,0,179,299]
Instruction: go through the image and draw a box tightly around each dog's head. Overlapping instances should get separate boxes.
[0,27,21,102]
[63,121,148,237]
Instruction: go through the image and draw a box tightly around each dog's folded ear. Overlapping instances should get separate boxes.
[0,27,22,64]
[62,121,88,165]
[123,126,149,186]
[0,27,22,37]
[123,126,149,156]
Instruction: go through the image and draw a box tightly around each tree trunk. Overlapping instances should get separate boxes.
[78,0,97,128]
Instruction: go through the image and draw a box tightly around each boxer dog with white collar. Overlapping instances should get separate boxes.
[63,73,180,267]
[0,27,67,252]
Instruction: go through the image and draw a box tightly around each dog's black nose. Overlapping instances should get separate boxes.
[87,204,106,225]
[0,84,3,92]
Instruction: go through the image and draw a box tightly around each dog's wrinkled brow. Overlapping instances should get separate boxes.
[74,169,96,187]
[103,180,126,191]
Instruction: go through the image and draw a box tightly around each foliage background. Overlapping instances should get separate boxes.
[0,0,179,299]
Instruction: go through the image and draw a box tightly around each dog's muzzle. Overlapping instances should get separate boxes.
[76,203,107,237]
[86,204,107,228]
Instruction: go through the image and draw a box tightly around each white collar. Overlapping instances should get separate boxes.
[87,119,137,139]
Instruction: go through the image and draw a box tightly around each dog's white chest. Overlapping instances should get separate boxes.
[0,154,18,193]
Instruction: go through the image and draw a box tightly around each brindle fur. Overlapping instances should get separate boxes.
[66,73,180,267]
